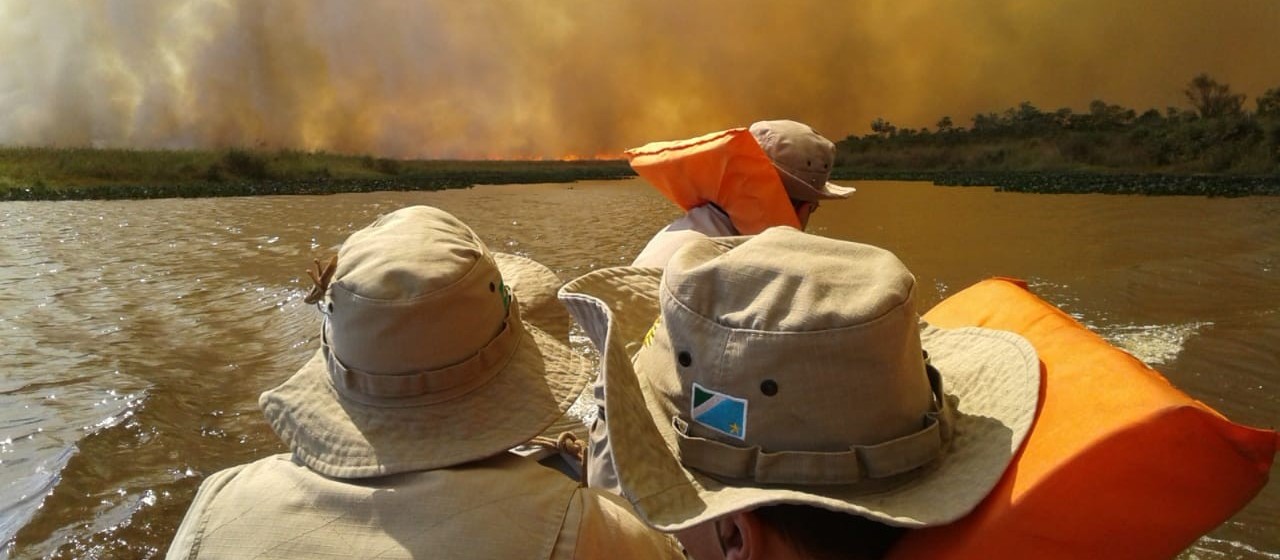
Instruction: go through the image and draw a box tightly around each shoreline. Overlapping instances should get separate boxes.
[5,170,1276,202]
[0,173,643,202]
[1,148,1277,200]
[0,161,637,201]
[831,170,1280,197]
[6,170,1278,202]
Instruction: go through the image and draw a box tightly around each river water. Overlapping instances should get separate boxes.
[0,179,1276,559]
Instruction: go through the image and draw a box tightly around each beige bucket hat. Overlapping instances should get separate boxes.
[261,206,588,479]
[750,119,856,201]
[558,227,1039,531]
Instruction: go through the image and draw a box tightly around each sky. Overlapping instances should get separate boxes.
[1,0,1277,159]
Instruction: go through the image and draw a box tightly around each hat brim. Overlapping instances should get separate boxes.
[559,266,1040,531]
[262,254,589,479]
[493,253,573,343]
[776,165,856,201]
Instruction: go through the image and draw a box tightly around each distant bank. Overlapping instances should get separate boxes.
[835,74,1280,196]
[833,170,1279,197]
[1,146,1276,201]
[0,148,635,201]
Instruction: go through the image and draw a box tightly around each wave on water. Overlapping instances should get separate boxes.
[1183,535,1280,559]
[1096,321,1213,366]
[0,445,75,558]
[0,387,145,555]
[559,324,600,428]
[1023,278,1211,366]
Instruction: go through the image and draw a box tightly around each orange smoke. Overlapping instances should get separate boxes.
[0,0,1277,159]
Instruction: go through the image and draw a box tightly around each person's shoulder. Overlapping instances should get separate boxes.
[682,204,737,236]
[201,453,309,492]
[185,454,298,504]
[561,487,684,560]
[633,203,738,267]
[167,454,296,559]
[685,203,729,219]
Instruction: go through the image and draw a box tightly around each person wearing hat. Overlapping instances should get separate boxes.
[559,228,1041,558]
[167,206,683,559]
[583,120,858,495]
[630,119,855,268]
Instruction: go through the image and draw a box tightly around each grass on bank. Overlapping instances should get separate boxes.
[2,145,1277,200]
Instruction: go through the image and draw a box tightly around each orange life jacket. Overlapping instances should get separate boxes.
[889,278,1277,560]
[624,128,800,235]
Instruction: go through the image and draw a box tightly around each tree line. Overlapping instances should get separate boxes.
[837,74,1280,175]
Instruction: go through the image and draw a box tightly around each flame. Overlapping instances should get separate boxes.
[559,153,625,162]
[472,152,622,162]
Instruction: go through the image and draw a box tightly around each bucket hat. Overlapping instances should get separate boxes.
[750,119,856,201]
[558,227,1040,531]
[261,206,588,479]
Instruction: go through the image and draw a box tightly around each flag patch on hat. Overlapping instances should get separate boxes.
[691,382,748,440]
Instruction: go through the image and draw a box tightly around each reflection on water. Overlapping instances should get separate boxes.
[0,180,1276,558]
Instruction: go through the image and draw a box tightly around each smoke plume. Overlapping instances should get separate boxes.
[1,0,1276,158]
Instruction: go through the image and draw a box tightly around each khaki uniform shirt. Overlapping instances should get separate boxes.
[588,204,738,492]
[168,452,682,559]
[631,204,738,268]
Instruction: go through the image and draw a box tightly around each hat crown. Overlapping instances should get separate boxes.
[641,228,933,453]
[665,232,912,332]
[749,119,836,194]
[325,206,509,376]
[262,206,590,478]
[557,228,1040,528]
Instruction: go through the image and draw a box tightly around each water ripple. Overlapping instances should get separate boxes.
[1,183,1277,558]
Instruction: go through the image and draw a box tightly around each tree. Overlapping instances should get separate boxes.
[995,101,1048,134]
[935,116,954,133]
[1052,107,1073,128]
[1081,100,1136,130]
[1257,87,1280,119]
[1136,108,1164,126]
[869,118,897,138]
[1014,101,1045,123]
[971,112,1001,133]
[1184,73,1245,119]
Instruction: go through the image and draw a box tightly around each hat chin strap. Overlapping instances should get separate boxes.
[672,365,955,486]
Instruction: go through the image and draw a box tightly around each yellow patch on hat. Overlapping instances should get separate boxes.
[643,315,662,347]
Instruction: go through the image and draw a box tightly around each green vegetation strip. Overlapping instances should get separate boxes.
[836,74,1280,194]
[832,170,1280,197]
[0,148,636,201]
[1,147,1276,200]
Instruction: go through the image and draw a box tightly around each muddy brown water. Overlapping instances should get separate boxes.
[0,179,1276,559]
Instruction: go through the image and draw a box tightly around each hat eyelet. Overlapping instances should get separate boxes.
[327,302,334,313]
[489,282,496,292]
[677,351,693,367]
[760,379,778,396]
